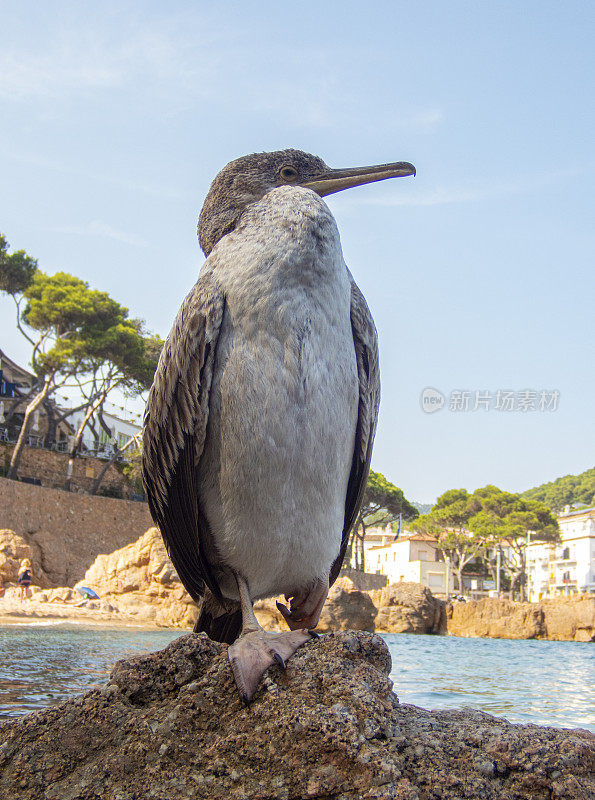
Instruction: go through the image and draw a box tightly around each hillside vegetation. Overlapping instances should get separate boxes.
[522,467,595,512]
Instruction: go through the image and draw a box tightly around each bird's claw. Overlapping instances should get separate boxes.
[276,581,328,631]
[273,651,285,669]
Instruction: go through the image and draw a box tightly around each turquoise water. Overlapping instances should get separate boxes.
[0,624,593,731]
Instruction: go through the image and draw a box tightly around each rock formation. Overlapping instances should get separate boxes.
[541,596,595,642]
[77,527,198,628]
[254,576,378,633]
[317,576,378,632]
[447,597,595,642]
[0,631,592,799]
[3,519,593,642]
[371,582,447,634]
[447,598,543,640]
[0,529,51,588]
[0,477,152,587]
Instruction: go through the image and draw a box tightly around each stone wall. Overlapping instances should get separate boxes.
[0,477,152,586]
[339,567,388,591]
[0,442,131,496]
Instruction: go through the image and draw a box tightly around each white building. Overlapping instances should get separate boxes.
[77,410,142,457]
[527,506,595,601]
[526,540,552,601]
[364,529,455,596]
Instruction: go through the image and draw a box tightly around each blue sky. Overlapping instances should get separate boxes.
[0,1,593,502]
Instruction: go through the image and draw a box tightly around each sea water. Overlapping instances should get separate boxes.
[0,624,593,731]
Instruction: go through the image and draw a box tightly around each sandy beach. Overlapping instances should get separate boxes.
[0,595,165,629]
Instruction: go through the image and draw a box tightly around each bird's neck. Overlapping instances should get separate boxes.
[198,200,245,257]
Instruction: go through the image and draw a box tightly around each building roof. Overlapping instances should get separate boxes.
[0,348,36,384]
[367,533,439,551]
[558,506,595,520]
[101,409,142,432]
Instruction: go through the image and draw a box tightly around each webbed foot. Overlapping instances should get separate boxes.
[228,629,313,703]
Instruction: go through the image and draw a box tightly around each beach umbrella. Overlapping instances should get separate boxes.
[77,587,99,600]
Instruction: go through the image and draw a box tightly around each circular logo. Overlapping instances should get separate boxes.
[420,387,445,414]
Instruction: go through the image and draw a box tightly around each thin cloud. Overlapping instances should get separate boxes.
[3,148,184,200]
[0,17,442,136]
[0,24,216,103]
[48,221,147,247]
[359,167,585,208]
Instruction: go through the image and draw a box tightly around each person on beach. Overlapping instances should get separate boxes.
[17,558,33,601]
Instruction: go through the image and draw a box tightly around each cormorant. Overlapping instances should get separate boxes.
[142,149,415,702]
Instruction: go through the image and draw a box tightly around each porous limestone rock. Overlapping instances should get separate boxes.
[0,631,592,799]
[372,582,447,634]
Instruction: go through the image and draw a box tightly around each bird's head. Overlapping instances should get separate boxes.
[198,149,415,256]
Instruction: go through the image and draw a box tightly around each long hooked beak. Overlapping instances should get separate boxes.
[301,160,416,197]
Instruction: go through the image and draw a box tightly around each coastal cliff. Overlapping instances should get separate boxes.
[0,631,592,799]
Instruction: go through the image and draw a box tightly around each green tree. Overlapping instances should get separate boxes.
[414,484,559,600]
[79,330,162,495]
[50,301,162,490]
[0,234,38,298]
[471,485,559,599]
[0,236,43,431]
[0,264,157,481]
[412,489,484,594]
[350,470,418,571]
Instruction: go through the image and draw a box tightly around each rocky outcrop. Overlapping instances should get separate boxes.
[0,631,592,799]
[0,529,51,588]
[317,576,378,632]
[447,598,544,639]
[77,527,197,628]
[372,582,447,634]
[446,597,595,642]
[542,597,595,642]
[4,518,594,643]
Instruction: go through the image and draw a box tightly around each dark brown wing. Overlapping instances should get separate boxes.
[142,271,225,603]
[329,278,380,586]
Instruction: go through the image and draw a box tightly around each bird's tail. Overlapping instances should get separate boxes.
[194,594,242,645]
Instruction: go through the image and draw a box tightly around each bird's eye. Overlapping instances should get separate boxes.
[279,166,298,182]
